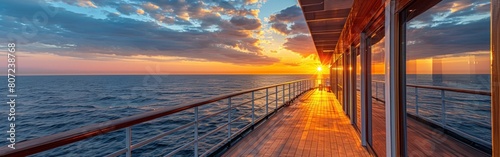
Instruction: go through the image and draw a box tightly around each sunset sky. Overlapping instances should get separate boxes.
[0,0,320,75]
[0,0,491,75]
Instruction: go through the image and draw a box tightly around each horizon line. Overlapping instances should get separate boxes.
[1,73,326,76]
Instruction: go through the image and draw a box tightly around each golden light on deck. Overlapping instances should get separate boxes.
[317,66,322,72]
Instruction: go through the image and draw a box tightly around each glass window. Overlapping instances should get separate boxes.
[338,56,344,106]
[370,35,386,156]
[405,0,491,155]
[356,49,362,130]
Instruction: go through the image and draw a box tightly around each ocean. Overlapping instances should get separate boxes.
[0,75,314,156]
[0,74,492,156]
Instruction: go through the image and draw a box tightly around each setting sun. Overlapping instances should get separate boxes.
[317,66,323,72]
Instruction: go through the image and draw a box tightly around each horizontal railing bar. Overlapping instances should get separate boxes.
[230,94,269,110]
[408,84,491,96]
[372,80,384,83]
[0,79,311,156]
[197,123,229,142]
[197,109,231,123]
[163,105,269,157]
[233,112,253,122]
[106,148,128,157]
[200,95,297,157]
[372,80,491,96]
[131,121,196,151]
[145,88,301,156]
[200,138,230,157]
[443,99,490,107]
[164,138,196,157]
[268,99,278,105]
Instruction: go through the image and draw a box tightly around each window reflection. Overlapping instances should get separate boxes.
[356,50,361,130]
[405,0,491,155]
[370,35,385,157]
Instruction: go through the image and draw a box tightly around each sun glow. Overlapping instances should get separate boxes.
[317,66,322,72]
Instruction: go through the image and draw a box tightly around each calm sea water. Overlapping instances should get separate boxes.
[0,75,314,156]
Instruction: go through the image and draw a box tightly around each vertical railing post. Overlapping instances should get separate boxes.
[125,127,131,157]
[296,81,298,95]
[415,87,419,116]
[266,88,269,116]
[294,82,296,97]
[375,82,378,99]
[383,82,385,100]
[299,81,301,94]
[297,81,299,94]
[276,86,278,109]
[282,84,285,106]
[228,97,231,138]
[292,82,295,98]
[441,90,446,127]
[289,83,291,102]
[194,107,199,157]
[252,91,255,125]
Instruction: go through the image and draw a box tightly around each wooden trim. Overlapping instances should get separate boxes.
[334,0,384,55]
[492,0,499,156]
[396,0,412,13]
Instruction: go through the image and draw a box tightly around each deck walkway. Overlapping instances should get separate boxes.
[223,89,371,157]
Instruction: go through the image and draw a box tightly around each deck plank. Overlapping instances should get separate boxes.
[223,89,371,157]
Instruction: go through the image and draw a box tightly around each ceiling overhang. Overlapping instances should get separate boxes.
[298,0,353,64]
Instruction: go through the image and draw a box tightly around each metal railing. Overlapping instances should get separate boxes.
[0,79,316,156]
[372,80,492,149]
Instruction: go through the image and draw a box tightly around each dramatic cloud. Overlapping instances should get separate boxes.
[61,0,96,8]
[244,0,259,4]
[0,0,278,65]
[117,4,137,15]
[268,5,309,35]
[283,35,316,57]
[406,0,490,60]
[268,5,315,57]
[230,16,262,30]
[142,2,160,11]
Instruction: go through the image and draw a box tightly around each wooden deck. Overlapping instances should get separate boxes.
[223,89,371,157]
